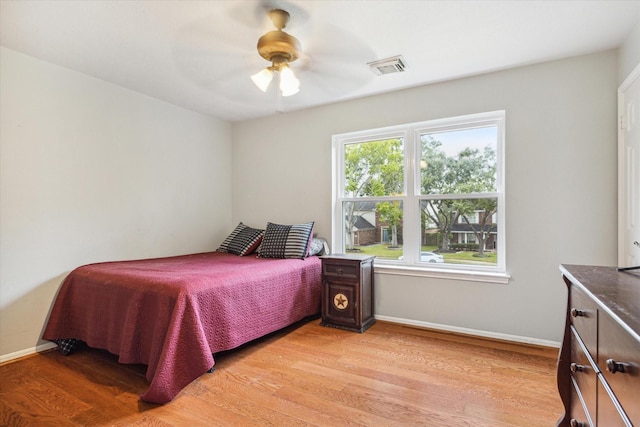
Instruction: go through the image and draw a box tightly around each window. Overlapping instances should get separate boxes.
[332,111,507,283]
[458,211,479,224]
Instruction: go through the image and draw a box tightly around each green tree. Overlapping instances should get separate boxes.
[455,146,497,256]
[377,200,402,247]
[421,138,458,252]
[344,139,403,250]
[421,138,496,254]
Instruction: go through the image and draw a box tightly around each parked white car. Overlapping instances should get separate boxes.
[398,252,444,263]
[419,251,444,263]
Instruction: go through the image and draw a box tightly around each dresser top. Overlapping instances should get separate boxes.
[560,264,640,340]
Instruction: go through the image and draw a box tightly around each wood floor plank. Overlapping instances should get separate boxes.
[0,320,563,426]
[0,399,77,427]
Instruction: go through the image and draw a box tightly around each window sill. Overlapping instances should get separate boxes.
[374,264,511,285]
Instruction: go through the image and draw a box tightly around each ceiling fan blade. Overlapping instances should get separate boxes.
[289,22,377,99]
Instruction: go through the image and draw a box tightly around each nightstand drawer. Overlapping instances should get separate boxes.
[323,262,359,279]
[598,311,640,423]
[570,285,598,360]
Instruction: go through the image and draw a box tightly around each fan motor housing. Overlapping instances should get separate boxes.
[256,30,301,63]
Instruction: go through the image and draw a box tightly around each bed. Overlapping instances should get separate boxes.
[43,222,324,404]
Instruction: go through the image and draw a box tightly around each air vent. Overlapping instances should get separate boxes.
[367,55,406,75]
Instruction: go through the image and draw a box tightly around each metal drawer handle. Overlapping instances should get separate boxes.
[570,363,586,373]
[570,419,587,427]
[606,359,627,374]
[337,268,343,275]
[570,308,585,317]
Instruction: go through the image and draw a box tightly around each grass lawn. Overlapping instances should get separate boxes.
[348,243,497,265]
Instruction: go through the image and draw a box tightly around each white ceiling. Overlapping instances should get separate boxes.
[1,1,639,122]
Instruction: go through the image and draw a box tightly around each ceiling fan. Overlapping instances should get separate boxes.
[251,8,301,96]
[172,1,375,116]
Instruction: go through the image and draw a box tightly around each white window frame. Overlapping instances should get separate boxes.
[332,111,509,284]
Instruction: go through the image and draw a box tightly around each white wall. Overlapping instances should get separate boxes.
[0,47,233,359]
[0,46,622,360]
[232,51,619,343]
[619,18,640,83]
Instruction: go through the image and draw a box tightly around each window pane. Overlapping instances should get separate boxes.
[342,200,404,260]
[420,198,498,267]
[344,138,404,197]
[420,127,497,195]
[334,111,505,275]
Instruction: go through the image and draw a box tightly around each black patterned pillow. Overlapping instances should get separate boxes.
[54,338,83,355]
[217,222,264,256]
[257,222,315,259]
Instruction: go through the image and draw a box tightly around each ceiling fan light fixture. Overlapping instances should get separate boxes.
[279,64,300,96]
[251,67,274,92]
[251,9,302,96]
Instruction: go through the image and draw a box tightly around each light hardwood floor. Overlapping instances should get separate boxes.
[0,320,563,426]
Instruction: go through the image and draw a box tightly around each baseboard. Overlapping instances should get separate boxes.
[375,315,561,348]
[1,318,560,364]
[0,342,58,365]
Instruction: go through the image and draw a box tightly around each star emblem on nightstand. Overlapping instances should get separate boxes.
[333,293,348,310]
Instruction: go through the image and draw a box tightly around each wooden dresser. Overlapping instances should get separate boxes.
[557,265,640,427]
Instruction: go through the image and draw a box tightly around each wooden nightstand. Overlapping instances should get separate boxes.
[320,254,375,333]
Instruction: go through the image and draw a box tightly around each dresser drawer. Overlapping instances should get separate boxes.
[570,326,598,424]
[598,311,640,423]
[323,262,359,279]
[570,284,598,360]
[597,377,633,427]
[569,382,595,427]
[570,377,594,427]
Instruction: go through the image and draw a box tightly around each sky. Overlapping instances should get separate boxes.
[425,125,497,157]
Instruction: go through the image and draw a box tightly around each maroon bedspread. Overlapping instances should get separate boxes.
[43,252,322,403]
